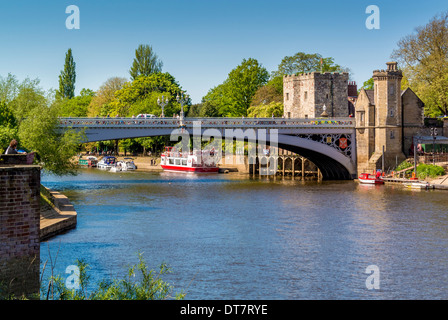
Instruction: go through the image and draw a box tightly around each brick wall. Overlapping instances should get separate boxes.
[0,165,41,298]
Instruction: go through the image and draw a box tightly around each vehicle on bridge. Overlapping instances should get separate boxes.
[160,147,219,173]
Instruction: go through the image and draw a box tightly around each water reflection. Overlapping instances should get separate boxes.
[41,170,448,299]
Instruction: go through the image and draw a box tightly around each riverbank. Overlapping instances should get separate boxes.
[40,186,77,241]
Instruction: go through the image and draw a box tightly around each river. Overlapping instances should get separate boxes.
[40,169,448,299]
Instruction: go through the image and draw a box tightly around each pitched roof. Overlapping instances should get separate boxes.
[365,90,375,105]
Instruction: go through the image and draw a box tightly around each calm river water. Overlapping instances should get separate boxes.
[40,169,448,299]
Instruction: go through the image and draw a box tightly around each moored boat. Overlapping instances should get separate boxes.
[403,181,431,189]
[78,156,98,167]
[358,173,384,184]
[97,156,117,170]
[160,147,219,173]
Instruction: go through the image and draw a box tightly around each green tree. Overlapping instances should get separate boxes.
[18,103,84,175]
[0,73,19,103]
[129,44,163,80]
[391,11,448,116]
[272,52,345,77]
[57,48,76,99]
[360,78,374,91]
[8,77,47,123]
[247,102,283,118]
[88,77,128,117]
[203,58,269,117]
[110,72,186,117]
[56,88,95,117]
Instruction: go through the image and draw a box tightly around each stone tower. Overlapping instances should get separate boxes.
[356,62,407,173]
[283,72,349,118]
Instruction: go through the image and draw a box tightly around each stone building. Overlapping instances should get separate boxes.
[282,61,426,175]
[283,71,350,118]
[355,62,424,173]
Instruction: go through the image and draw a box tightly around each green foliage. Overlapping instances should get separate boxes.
[0,126,18,154]
[8,77,47,122]
[0,73,19,103]
[0,101,17,127]
[18,103,85,175]
[395,160,414,171]
[247,102,283,118]
[130,44,163,80]
[57,48,76,99]
[203,58,269,117]
[360,78,374,91]
[55,88,95,117]
[272,52,345,77]
[110,73,186,117]
[88,77,128,117]
[392,12,448,117]
[43,253,185,300]
[416,163,445,179]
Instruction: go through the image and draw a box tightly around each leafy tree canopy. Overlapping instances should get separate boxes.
[391,11,448,116]
[110,72,187,117]
[272,52,346,77]
[130,44,163,80]
[202,58,269,117]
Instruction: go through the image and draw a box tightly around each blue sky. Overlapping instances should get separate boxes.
[0,0,447,103]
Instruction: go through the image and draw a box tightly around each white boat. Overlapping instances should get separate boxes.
[109,159,137,172]
[160,147,219,173]
[121,158,137,171]
[403,181,431,189]
[97,156,117,170]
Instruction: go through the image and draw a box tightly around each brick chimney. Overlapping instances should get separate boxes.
[347,81,357,97]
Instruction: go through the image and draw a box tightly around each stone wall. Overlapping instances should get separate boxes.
[0,165,41,298]
[283,72,349,118]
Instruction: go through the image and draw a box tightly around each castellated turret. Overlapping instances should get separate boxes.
[283,71,349,118]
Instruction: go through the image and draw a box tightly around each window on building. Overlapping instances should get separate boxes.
[390,109,394,117]
[304,91,308,100]
[286,93,289,101]
[390,84,395,95]
[390,131,395,139]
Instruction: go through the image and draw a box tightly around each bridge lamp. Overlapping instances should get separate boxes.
[176,92,189,119]
[157,95,169,117]
[321,104,329,117]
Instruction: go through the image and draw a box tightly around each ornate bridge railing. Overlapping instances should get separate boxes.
[58,117,355,129]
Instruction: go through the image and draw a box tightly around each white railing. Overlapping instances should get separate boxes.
[58,117,355,128]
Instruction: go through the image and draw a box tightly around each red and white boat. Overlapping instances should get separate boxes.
[160,147,219,173]
[358,173,384,184]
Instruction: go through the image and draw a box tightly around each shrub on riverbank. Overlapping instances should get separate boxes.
[416,163,445,179]
[41,253,185,300]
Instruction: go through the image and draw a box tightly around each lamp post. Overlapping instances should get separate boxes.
[157,95,169,117]
[431,127,438,165]
[176,91,189,121]
[321,104,328,117]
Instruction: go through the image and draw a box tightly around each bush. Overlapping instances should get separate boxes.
[416,164,445,179]
[41,253,185,300]
[395,160,413,172]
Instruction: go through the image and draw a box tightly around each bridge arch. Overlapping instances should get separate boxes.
[60,117,357,180]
